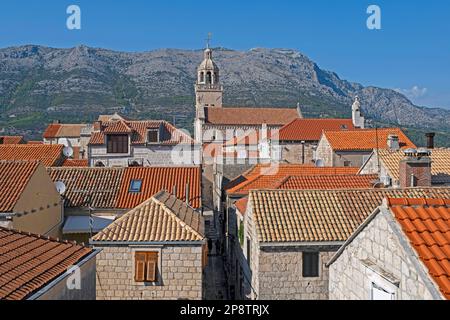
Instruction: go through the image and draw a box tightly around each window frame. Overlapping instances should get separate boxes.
[302,251,320,278]
[147,129,159,144]
[106,134,129,154]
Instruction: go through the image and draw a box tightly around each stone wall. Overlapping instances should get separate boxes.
[256,247,337,300]
[280,142,316,164]
[95,244,203,300]
[315,137,333,166]
[329,210,443,300]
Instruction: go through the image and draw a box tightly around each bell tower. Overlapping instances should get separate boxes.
[195,35,223,109]
[352,96,365,129]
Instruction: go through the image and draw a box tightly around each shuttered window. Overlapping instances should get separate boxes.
[302,252,319,277]
[107,134,129,153]
[134,252,158,282]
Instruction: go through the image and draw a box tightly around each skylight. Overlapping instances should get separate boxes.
[129,179,142,193]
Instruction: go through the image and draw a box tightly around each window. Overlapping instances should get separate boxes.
[343,160,352,167]
[371,283,395,300]
[107,134,128,153]
[129,179,142,193]
[199,72,204,83]
[147,130,159,143]
[135,252,158,282]
[302,252,319,277]
[206,72,212,84]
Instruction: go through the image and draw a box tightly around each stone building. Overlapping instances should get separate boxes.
[43,122,92,160]
[0,161,63,238]
[328,198,449,300]
[0,227,99,300]
[315,127,416,168]
[88,118,200,167]
[91,191,206,300]
[236,188,450,300]
[359,148,450,187]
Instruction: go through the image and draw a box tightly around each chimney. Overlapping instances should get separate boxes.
[53,120,60,124]
[387,134,400,151]
[425,132,435,149]
[93,121,102,132]
[399,148,432,188]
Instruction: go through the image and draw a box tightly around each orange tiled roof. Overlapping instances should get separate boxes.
[279,118,355,141]
[92,191,204,243]
[0,136,24,144]
[248,188,450,243]
[27,141,44,145]
[235,197,248,215]
[0,227,93,300]
[47,166,201,209]
[324,128,416,151]
[62,159,89,167]
[43,123,85,139]
[275,174,379,190]
[205,107,299,126]
[42,124,61,139]
[0,144,65,167]
[89,120,194,146]
[377,148,450,185]
[0,161,40,212]
[226,164,360,195]
[387,198,450,299]
[116,166,201,209]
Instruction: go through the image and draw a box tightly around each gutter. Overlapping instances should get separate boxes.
[27,249,101,300]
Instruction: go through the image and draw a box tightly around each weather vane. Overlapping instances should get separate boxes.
[206,32,212,49]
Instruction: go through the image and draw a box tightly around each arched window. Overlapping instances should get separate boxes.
[206,72,212,84]
[199,72,204,83]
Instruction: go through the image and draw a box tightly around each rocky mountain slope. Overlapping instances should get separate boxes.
[0,45,449,145]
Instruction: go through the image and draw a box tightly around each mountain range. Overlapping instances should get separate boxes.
[0,45,449,146]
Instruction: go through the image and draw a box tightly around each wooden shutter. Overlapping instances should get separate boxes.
[146,260,157,282]
[135,252,146,282]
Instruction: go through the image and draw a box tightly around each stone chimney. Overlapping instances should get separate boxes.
[93,121,102,132]
[387,134,400,151]
[351,96,365,129]
[399,148,432,188]
[425,132,435,149]
[53,119,60,124]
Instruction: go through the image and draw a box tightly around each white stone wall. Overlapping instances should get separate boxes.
[315,136,333,166]
[329,211,444,300]
[95,245,203,300]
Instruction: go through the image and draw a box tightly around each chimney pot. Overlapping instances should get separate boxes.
[425,132,435,149]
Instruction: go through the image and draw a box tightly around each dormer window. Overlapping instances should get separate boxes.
[107,134,128,153]
[147,129,159,143]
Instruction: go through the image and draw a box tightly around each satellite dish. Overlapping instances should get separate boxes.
[63,146,74,158]
[54,181,66,195]
[315,159,324,167]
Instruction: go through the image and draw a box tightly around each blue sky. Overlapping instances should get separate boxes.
[0,0,449,109]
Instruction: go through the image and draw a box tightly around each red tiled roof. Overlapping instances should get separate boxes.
[0,145,65,167]
[116,166,201,209]
[235,197,248,215]
[89,120,194,146]
[226,164,361,195]
[0,227,93,300]
[0,161,40,212]
[47,166,202,209]
[388,198,450,299]
[205,107,299,126]
[324,128,416,151]
[62,159,89,167]
[279,118,355,141]
[42,124,61,139]
[275,174,379,190]
[0,136,24,144]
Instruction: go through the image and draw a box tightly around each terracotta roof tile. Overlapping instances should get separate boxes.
[0,145,65,167]
[92,191,204,242]
[276,174,378,190]
[0,227,93,300]
[0,136,24,144]
[47,166,201,209]
[103,120,132,134]
[204,107,299,126]
[116,166,201,209]
[42,124,61,139]
[324,128,416,151]
[226,164,361,195]
[377,148,450,184]
[235,197,248,215]
[388,198,450,299]
[0,161,40,212]
[62,159,89,167]
[279,118,355,141]
[248,188,450,244]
